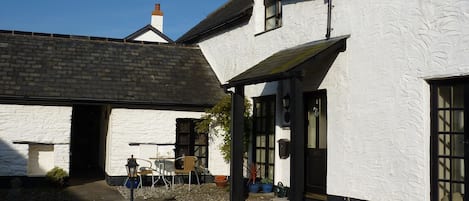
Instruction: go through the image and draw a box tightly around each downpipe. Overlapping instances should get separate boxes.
[325,0,333,39]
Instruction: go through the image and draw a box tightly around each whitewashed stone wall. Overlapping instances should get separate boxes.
[0,104,71,176]
[106,108,229,176]
[197,0,469,200]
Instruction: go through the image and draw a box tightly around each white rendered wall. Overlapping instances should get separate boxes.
[106,108,229,176]
[133,29,169,43]
[0,104,71,176]
[197,0,469,200]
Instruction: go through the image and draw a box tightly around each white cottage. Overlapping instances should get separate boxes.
[176,0,469,200]
[0,28,229,186]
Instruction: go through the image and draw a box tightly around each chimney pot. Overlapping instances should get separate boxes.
[152,3,163,16]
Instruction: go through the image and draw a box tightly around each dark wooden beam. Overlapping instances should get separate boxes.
[230,86,245,201]
[289,76,305,201]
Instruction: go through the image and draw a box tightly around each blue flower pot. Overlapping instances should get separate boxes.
[249,183,260,193]
[262,183,273,193]
[125,180,139,189]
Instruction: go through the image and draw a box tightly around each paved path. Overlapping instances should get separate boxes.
[64,180,126,201]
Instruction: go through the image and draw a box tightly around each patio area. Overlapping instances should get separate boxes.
[115,183,284,201]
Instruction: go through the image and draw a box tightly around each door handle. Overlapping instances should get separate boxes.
[459,140,469,144]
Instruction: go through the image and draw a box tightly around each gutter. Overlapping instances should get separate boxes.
[177,7,253,44]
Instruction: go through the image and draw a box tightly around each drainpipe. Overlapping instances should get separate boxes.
[325,0,333,39]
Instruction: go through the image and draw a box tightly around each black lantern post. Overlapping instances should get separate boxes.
[126,155,139,201]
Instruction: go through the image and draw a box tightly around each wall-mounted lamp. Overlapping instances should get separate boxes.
[283,94,290,123]
[282,94,290,110]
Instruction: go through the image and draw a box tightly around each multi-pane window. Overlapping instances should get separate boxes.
[253,96,276,181]
[264,0,282,31]
[175,118,208,169]
[431,82,467,201]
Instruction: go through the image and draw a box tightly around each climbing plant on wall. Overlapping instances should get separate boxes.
[196,94,252,162]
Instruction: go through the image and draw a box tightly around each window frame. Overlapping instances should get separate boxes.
[264,0,282,31]
[175,118,209,169]
[252,95,276,181]
[430,79,469,201]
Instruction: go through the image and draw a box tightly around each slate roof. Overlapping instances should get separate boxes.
[0,30,225,108]
[177,0,253,44]
[125,24,174,43]
[225,35,349,88]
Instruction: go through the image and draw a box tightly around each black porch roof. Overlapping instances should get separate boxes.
[0,30,224,108]
[225,35,349,88]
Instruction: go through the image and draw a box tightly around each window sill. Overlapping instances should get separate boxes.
[255,26,282,37]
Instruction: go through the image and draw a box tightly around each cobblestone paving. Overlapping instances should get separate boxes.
[115,183,277,201]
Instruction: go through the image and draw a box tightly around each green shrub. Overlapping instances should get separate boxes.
[196,95,252,162]
[261,177,273,184]
[45,167,69,187]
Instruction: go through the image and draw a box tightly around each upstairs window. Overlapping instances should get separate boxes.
[265,0,282,31]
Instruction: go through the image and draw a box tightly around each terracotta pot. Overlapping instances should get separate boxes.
[214,175,228,188]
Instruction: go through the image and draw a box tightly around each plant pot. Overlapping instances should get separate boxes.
[262,183,273,193]
[214,175,228,188]
[125,180,139,189]
[249,183,260,193]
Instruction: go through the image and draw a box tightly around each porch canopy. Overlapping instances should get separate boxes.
[223,35,349,201]
[224,35,349,88]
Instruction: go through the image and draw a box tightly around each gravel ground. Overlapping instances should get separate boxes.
[115,183,276,201]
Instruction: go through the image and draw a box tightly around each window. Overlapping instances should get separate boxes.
[264,0,282,31]
[253,96,276,180]
[431,81,468,201]
[175,118,208,169]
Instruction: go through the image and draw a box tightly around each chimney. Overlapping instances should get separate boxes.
[151,4,164,32]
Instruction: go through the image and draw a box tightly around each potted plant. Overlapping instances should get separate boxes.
[214,175,228,188]
[261,177,273,193]
[246,163,260,193]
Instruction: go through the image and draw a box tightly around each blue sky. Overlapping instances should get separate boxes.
[0,0,228,40]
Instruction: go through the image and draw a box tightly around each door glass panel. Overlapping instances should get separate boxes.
[438,158,451,180]
[452,159,465,182]
[452,110,464,132]
[269,149,275,162]
[438,135,451,156]
[269,134,275,147]
[438,182,451,201]
[307,109,317,149]
[452,134,464,157]
[453,85,464,108]
[319,98,327,149]
[439,110,451,132]
[438,87,451,108]
[452,183,465,198]
[259,135,266,147]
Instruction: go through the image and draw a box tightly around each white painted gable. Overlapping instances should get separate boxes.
[132,29,169,43]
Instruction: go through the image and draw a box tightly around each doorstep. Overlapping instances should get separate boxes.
[248,192,276,200]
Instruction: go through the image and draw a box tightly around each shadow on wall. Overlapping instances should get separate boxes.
[0,139,123,201]
[0,139,29,187]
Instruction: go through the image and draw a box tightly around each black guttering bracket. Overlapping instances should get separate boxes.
[13,141,69,145]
